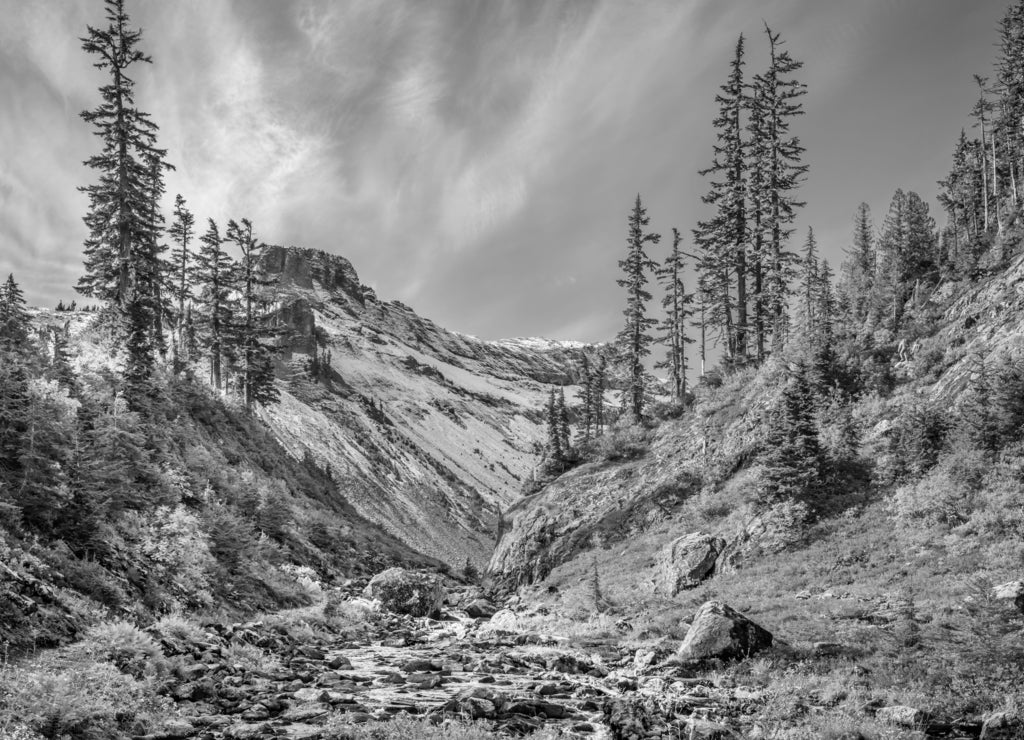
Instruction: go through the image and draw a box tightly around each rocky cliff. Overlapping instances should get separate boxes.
[258,246,596,568]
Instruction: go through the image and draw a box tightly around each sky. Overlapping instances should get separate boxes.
[0,0,1009,345]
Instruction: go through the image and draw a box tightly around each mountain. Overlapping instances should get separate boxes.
[256,246,596,568]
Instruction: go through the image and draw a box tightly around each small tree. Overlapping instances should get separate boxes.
[758,363,822,501]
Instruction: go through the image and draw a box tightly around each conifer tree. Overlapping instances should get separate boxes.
[616,195,660,422]
[694,35,748,363]
[591,355,607,437]
[656,229,695,400]
[750,25,808,352]
[168,194,196,369]
[226,218,280,410]
[579,355,594,442]
[797,227,819,341]
[193,219,234,391]
[545,388,563,462]
[841,203,875,325]
[758,362,822,501]
[0,274,31,353]
[958,359,1001,454]
[556,387,571,456]
[77,0,171,402]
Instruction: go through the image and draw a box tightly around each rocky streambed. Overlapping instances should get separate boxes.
[140,603,759,740]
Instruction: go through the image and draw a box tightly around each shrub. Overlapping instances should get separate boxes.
[0,654,171,740]
[322,714,560,740]
[130,505,214,601]
[596,423,650,461]
[59,558,125,609]
[151,614,206,645]
[78,621,165,679]
[221,641,282,673]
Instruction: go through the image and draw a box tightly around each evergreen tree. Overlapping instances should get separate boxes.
[757,362,822,501]
[226,218,280,410]
[168,194,196,369]
[0,274,31,352]
[694,35,748,363]
[840,203,875,326]
[615,195,660,422]
[797,226,819,342]
[750,25,808,352]
[193,219,235,391]
[958,359,1001,455]
[656,229,695,400]
[556,386,572,456]
[545,388,563,462]
[591,355,607,437]
[579,355,594,442]
[76,0,171,402]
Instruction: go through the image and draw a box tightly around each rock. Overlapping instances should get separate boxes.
[401,658,441,672]
[876,705,926,727]
[633,648,657,673]
[993,581,1024,613]
[362,568,445,618]
[981,711,1024,739]
[327,654,353,670]
[239,705,270,721]
[677,600,773,662]
[486,608,520,632]
[687,718,740,739]
[812,641,845,657]
[655,532,726,595]
[156,719,195,738]
[222,723,268,740]
[465,597,499,619]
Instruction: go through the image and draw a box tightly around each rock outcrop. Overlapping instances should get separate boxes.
[677,601,773,662]
[655,532,726,595]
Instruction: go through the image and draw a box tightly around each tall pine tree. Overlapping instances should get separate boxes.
[226,218,279,410]
[77,0,171,405]
[656,229,694,400]
[193,219,235,391]
[615,195,660,422]
[694,35,748,363]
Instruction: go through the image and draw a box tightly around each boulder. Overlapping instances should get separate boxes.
[876,705,926,727]
[993,581,1024,613]
[981,711,1024,739]
[677,601,773,662]
[465,597,499,619]
[362,568,445,618]
[655,532,726,595]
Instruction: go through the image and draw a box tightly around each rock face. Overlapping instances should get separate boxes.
[363,568,444,618]
[655,532,726,595]
[253,246,599,567]
[677,601,773,662]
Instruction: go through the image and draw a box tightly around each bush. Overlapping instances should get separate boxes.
[78,621,165,679]
[0,654,171,740]
[221,641,281,673]
[151,614,206,645]
[596,423,650,461]
[59,558,126,609]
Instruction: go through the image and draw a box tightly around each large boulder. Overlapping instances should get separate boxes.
[655,532,726,595]
[993,581,1024,613]
[677,600,773,662]
[362,568,445,618]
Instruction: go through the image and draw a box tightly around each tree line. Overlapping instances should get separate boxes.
[74,0,281,413]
